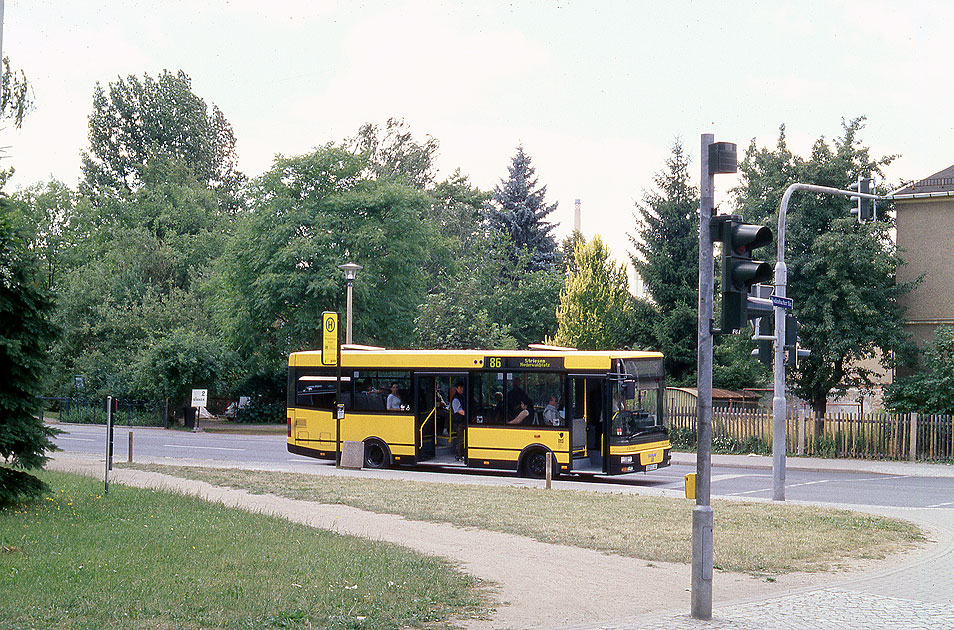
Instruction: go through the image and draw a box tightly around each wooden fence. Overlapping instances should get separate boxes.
[668,405,954,462]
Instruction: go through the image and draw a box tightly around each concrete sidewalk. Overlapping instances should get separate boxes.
[672,451,954,478]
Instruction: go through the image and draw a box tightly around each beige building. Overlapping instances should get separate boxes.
[892,165,954,360]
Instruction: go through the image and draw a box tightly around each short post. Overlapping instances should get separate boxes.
[909,413,918,462]
[545,451,552,489]
[797,408,805,456]
[128,431,133,464]
[104,396,114,494]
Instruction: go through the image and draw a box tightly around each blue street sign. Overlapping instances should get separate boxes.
[771,295,794,310]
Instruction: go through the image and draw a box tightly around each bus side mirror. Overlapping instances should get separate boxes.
[623,382,636,400]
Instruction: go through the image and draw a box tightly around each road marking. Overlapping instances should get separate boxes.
[727,478,831,496]
[927,501,954,508]
[712,473,769,482]
[56,437,97,442]
[162,445,245,451]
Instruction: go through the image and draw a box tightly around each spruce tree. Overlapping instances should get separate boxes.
[486,146,558,272]
[629,141,700,383]
[0,207,59,506]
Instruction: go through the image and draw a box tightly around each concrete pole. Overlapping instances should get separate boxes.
[691,133,715,620]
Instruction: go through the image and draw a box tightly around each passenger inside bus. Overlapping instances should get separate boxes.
[386,382,403,410]
[450,381,466,458]
[508,376,534,424]
[543,395,563,426]
[492,391,506,423]
[508,399,530,424]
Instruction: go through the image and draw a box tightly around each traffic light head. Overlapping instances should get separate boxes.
[848,177,874,222]
[714,216,773,333]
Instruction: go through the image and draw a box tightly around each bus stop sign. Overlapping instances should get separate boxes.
[321,311,339,366]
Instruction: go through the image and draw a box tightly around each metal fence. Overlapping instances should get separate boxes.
[40,397,166,427]
[668,404,954,462]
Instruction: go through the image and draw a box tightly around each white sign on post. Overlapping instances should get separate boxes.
[191,389,208,408]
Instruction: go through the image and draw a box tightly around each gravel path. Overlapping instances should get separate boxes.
[46,453,895,630]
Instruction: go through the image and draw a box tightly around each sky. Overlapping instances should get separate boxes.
[4,0,952,285]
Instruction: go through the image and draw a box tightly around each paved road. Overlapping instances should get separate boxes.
[51,422,954,510]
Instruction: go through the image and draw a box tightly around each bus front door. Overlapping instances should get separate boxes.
[569,377,607,473]
[414,375,439,461]
[414,373,466,463]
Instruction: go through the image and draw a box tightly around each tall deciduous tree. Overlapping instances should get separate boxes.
[553,235,632,350]
[350,117,440,191]
[218,145,436,377]
[0,56,32,130]
[486,146,559,272]
[733,119,914,418]
[81,69,243,208]
[0,208,58,505]
[629,141,699,383]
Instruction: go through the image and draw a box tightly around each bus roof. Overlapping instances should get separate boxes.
[289,348,664,371]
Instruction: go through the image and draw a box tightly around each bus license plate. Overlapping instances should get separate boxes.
[645,463,658,471]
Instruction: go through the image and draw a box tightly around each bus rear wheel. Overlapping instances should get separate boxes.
[522,449,554,479]
[363,440,390,469]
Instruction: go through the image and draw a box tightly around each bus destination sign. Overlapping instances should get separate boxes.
[485,356,564,371]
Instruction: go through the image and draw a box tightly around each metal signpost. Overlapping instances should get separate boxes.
[321,311,343,467]
[190,388,208,433]
[104,395,116,494]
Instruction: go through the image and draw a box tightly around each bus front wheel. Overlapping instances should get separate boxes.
[522,449,554,479]
[363,440,390,469]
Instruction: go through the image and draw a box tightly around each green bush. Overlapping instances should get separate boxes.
[668,425,696,449]
[811,434,837,458]
[61,404,163,427]
[236,396,285,424]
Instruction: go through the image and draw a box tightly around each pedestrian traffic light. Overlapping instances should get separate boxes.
[848,176,874,222]
[713,216,773,333]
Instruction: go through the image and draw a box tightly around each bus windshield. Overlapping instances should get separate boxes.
[610,358,666,445]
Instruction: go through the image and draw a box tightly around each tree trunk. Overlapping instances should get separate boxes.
[812,397,827,437]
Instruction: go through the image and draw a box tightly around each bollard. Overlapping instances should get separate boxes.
[545,451,552,489]
[128,431,133,463]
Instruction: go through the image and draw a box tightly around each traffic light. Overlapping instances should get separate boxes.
[848,176,874,222]
[713,216,773,333]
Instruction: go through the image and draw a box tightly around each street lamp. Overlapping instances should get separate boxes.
[337,262,362,344]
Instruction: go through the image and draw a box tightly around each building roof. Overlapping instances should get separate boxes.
[892,164,954,198]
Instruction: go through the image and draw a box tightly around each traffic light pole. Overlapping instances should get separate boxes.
[772,183,883,501]
[692,133,716,620]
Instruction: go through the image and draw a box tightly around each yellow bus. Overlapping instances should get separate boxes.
[286,348,671,477]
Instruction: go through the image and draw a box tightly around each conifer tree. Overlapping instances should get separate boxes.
[0,208,59,505]
[629,141,699,383]
[486,146,558,272]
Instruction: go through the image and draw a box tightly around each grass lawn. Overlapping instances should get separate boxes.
[127,463,925,576]
[0,470,487,630]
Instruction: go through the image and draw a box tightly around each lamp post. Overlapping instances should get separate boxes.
[337,262,362,345]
